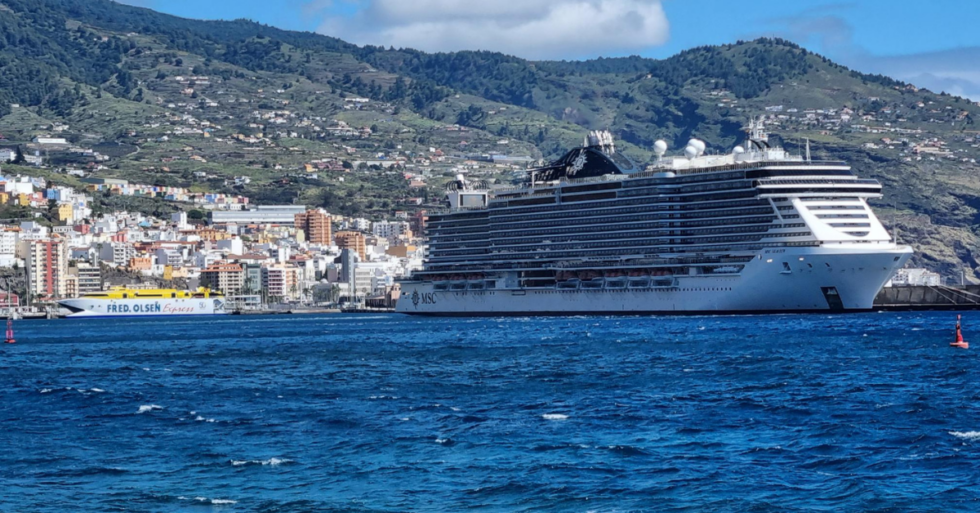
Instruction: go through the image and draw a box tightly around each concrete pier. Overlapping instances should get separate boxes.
[875,285,980,311]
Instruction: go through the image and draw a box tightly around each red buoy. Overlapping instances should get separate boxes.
[4,317,14,344]
[951,315,969,349]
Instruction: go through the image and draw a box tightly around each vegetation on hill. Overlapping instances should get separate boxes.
[2,0,980,280]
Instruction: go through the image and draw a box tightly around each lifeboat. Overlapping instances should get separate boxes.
[449,274,468,291]
[431,275,450,291]
[605,273,628,289]
[627,268,651,288]
[581,275,605,289]
[557,277,580,290]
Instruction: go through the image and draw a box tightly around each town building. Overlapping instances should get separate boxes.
[200,263,245,295]
[372,220,412,240]
[68,263,102,296]
[25,239,69,300]
[294,208,332,245]
[210,205,306,225]
[335,230,367,260]
[262,265,299,302]
[56,203,73,222]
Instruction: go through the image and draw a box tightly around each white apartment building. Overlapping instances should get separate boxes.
[99,242,136,267]
[372,220,411,240]
[262,266,300,301]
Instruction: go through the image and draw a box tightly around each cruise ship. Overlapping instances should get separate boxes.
[397,118,912,315]
[59,287,227,318]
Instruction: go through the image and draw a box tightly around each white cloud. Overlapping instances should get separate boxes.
[315,0,670,60]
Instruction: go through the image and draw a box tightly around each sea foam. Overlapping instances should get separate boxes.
[950,431,980,441]
[542,414,569,421]
[231,457,292,467]
[137,404,163,414]
[188,497,237,505]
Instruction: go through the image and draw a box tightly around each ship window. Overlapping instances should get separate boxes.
[123,293,128,298]
[171,293,176,298]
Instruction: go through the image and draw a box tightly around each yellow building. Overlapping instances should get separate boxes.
[197,227,233,241]
[17,193,30,207]
[0,192,9,204]
[57,203,73,222]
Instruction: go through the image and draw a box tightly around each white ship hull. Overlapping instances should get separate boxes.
[398,245,912,315]
[59,297,228,318]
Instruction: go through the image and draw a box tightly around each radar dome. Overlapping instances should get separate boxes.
[733,145,745,154]
[689,139,706,155]
[653,140,668,156]
[684,145,698,159]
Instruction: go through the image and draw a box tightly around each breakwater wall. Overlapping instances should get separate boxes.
[875,285,980,310]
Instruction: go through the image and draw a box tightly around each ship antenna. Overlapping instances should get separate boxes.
[805,138,811,162]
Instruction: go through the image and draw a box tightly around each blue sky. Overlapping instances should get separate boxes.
[120,0,980,98]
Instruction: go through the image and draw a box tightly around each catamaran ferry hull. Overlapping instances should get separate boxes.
[397,246,912,316]
[59,297,228,318]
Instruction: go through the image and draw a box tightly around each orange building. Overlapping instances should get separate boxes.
[294,208,332,245]
[128,257,153,272]
[386,245,417,258]
[335,230,366,260]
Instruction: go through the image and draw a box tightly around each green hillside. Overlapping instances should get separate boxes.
[2,0,980,280]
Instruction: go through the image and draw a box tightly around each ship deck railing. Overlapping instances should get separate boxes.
[430,160,851,215]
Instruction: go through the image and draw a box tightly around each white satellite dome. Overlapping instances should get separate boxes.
[654,139,668,156]
[688,138,706,155]
[684,145,699,159]
[733,145,745,154]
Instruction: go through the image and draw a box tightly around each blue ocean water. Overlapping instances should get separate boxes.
[1,312,979,512]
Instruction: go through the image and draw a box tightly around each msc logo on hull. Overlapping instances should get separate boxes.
[411,290,437,308]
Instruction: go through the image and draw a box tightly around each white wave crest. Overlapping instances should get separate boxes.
[40,388,52,394]
[542,414,569,421]
[231,457,292,466]
[137,404,163,414]
[189,497,237,505]
[90,388,105,393]
[950,431,980,441]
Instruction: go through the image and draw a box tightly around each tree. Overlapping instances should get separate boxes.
[187,209,205,220]
[12,146,24,164]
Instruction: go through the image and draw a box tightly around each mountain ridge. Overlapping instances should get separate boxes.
[2,0,980,281]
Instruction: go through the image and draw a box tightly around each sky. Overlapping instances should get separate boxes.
[119,0,980,99]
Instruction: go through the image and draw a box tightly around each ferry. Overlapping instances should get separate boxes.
[59,287,227,318]
[397,119,913,316]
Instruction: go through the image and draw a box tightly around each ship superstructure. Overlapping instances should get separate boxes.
[398,119,912,315]
[59,287,227,318]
